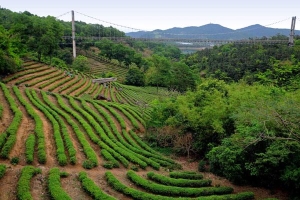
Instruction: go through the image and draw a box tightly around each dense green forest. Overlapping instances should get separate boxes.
[1,7,300,198]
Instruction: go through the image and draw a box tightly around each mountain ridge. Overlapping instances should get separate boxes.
[126,23,300,40]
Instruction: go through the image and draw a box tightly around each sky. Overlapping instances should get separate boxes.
[1,1,299,32]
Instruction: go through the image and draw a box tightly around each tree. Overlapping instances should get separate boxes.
[0,25,21,75]
[147,79,230,156]
[145,55,171,91]
[72,55,89,72]
[169,62,197,92]
[125,63,145,86]
[207,84,300,195]
[27,16,63,62]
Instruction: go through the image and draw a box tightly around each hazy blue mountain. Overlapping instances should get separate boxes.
[126,24,300,40]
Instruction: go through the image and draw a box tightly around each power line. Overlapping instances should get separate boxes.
[56,11,71,19]
[73,11,292,37]
[75,11,147,32]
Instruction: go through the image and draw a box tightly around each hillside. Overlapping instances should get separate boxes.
[126,23,300,40]
[0,60,289,199]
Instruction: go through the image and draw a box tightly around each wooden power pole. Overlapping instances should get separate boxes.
[72,10,76,58]
[289,16,296,46]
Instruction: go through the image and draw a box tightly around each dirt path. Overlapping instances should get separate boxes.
[31,167,50,200]
[61,97,102,165]
[70,78,89,97]
[26,91,56,166]
[85,82,96,95]
[46,95,87,166]
[30,70,63,87]
[23,61,37,67]
[86,168,132,200]
[91,84,103,98]
[8,88,35,165]
[18,68,59,87]
[62,76,84,95]
[112,107,134,132]
[0,87,13,133]
[0,165,21,200]
[97,105,124,133]
[61,169,93,200]
[6,65,49,85]
[49,75,71,93]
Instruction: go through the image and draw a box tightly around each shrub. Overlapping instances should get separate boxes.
[169,171,204,180]
[25,134,35,164]
[130,165,139,172]
[83,159,96,169]
[147,171,211,187]
[48,168,72,200]
[10,157,19,165]
[17,166,41,200]
[127,170,233,197]
[103,162,114,169]
[198,160,206,172]
[79,171,115,200]
[106,171,252,200]
[0,164,6,179]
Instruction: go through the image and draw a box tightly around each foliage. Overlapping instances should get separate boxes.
[101,149,120,168]
[145,55,171,88]
[79,171,116,200]
[72,55,89,72]
[256,57,300,90]
[48,168,72,200]
[147,79,231,155]
[95,39,144,66]
[183,43,299,85]
[105,171,253,200]
[41,91,77,164]
[125,64,145,86]
[207,84,300,195]
[0,25,22,76]
[0,83,23,158]
[55,94,98,168]
[0,164,6,179]
[17,166,41,200]
[25,134,35,164]
[169,171,204,180]
[51,57,67,69]
[10,156,19,165]
[127,170,233,197]
[147,171,211,187]
[169,62,197,92]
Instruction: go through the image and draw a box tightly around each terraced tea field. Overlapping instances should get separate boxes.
[0,60,283,199]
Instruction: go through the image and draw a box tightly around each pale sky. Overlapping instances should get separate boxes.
[1,1,299,32]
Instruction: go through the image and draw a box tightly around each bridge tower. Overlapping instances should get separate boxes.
[289,16,296,46]
[72,10,76,58]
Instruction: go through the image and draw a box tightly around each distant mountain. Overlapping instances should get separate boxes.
[126,24,300,40]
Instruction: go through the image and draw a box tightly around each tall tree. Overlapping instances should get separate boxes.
[0,25,21,75]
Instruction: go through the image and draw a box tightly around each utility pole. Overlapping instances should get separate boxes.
[72,10,76,58]
[289,16,296,46]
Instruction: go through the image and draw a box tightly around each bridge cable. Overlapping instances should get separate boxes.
[75,11,146,32]
[74,11,291,37]
[55,11,71,19]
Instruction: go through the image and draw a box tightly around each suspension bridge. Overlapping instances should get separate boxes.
[56,11,297,55]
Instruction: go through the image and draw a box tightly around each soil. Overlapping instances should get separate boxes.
[32,71,64,88]
[6,65,49,85]
[0,87,13,133]
[8,88,35,165]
